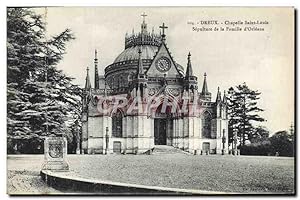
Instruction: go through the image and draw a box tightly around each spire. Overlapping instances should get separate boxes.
[199,73,211,101]
[201,73,209,94]
[94,49,99,89]
[137,46,144,76]
[85,67,91,90]
[185,52,193,78]
[223,90,227,103]
[141,12,148,35]
[216,87,222,102]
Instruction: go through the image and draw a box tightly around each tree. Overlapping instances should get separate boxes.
[7,8,45,144]
[239,126,271,156]
[249,126,269,144]
[227,82,265,146]
[270,131,294,157]
[7,8,82,153]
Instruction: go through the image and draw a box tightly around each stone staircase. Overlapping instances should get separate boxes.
[152,145,187,155]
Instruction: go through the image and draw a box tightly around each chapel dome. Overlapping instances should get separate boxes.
[114,45,159,63]
[112,43,184,73]
[104,17,185,91]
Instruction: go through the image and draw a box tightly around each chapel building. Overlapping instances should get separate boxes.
[81,15,229,155]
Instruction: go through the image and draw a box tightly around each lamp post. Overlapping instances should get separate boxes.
[75,120,80,154]
[221,129,226,155]
[105,127,109,155]
[233,131,238,155]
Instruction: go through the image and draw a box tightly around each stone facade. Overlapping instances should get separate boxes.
[81,16,229,155]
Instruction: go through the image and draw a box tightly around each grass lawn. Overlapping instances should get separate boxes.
[7,154,295,194]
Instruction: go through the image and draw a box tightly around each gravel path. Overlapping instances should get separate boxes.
[7,153,295,194]
[67,154,294,194]
[7,155,61,195]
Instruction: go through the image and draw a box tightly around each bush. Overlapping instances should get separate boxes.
[269,131,294,157]
[240,143,272,156]
[7,138,44,154]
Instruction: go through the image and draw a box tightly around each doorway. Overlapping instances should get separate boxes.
[154,119,167,145]
[202,142,210,153]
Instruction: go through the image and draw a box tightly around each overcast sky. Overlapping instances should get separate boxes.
[34,7,294,134]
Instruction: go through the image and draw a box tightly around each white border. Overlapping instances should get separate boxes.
[1,1,298,200]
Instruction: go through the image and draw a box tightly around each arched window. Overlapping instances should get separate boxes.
[119,76,123,88]
[224,107,227,119]
[114,78,119,89]
[109,77,114,88]
[112,110,123,137]
[202,111,212,138]
[128,73,134,82]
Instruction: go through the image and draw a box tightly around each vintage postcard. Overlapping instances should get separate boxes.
[7,7,295,195]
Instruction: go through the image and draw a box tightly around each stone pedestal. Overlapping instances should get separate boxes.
[76,148,81,154]
[42,137,69,171]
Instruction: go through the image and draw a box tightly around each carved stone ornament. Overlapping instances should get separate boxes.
[156,56,171,72]
[167,88,181,97]
[49,144,63,158]
[148,88,160,96]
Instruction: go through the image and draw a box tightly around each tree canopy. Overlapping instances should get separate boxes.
[227,82,265,146]
[7,8,82,153]
[269,131,294,157]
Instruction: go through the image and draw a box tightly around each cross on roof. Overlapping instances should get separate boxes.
[94,49,98,60]
[141,12,147,22]
[159,23,168,36]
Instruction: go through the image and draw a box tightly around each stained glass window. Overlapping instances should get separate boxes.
[202,111,212,138]
[112,110,123,137]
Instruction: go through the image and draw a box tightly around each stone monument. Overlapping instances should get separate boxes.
[42,137,69,171]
